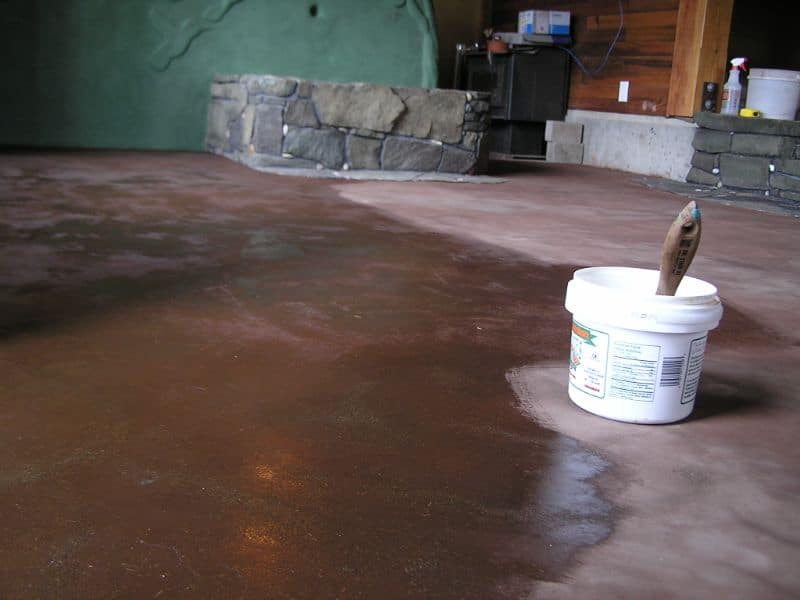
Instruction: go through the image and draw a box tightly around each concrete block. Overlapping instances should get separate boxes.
[769,173,800,192]
[719,154,770,189]
[566,109,695,181]
[685,167,719,186]
[690,152,718,173]
[545,121,583,144]
[731,134,798,158]
[546,142,584,164]
[692,129,731,153]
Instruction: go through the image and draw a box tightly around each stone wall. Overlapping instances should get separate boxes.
[206,75,491,175]
[687,112,800,201]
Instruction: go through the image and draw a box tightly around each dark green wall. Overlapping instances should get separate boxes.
[0,0,438,151]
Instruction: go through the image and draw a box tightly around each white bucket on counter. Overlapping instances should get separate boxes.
[564,267,723,424]
[746,68,800,120]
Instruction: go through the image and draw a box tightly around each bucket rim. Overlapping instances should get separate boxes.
[749,68,800,82]
[571,266,718,302]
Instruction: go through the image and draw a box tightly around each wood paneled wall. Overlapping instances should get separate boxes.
[492,0,680,115]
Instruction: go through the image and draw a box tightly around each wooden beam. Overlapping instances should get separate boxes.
[666,0,734,117]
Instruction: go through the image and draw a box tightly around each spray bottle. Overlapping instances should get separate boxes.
[720,58,747,115]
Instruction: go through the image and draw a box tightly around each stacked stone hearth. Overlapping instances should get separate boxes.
[687,112,800,201]
[206,74,491,175]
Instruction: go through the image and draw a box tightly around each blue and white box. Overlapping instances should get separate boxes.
[549,11,571,35]
[533,10,550,34]
[518,10,534,34]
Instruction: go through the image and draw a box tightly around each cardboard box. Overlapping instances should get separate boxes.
[534,10,549,34]
[518,10,534,34]
[549,11,571,35]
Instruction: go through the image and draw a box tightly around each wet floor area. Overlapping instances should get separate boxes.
[0,152,611,598]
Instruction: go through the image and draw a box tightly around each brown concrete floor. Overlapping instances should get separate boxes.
[1,151,798,598]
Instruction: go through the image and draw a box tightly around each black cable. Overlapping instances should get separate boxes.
[560,0,624,77]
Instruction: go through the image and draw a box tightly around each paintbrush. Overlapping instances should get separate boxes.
[656,200,702,296]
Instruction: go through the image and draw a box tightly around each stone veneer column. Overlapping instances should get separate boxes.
[688,112,800,201]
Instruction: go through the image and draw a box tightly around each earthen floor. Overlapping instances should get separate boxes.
[1,152,797,598]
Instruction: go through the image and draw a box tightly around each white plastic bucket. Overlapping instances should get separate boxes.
[564,267,723,424]
[746,68,800,120]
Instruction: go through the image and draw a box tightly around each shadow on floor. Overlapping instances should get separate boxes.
[690,370,773,421]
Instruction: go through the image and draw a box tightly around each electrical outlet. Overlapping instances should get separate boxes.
[618,81,629,103]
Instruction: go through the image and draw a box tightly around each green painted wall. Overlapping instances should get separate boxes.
[0,0,438,151]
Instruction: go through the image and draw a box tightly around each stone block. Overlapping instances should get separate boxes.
[461,132,479,151]
[685,167,719,186]
[773,159,800,176]
[392,87,466,144]
[382,137,442,171]
[205,99,242,150]
[769,173,800,192]
[253,105,284,155]
[463,121,489,133]
[347,136,382,170]
[468,100,490,113]
[251,96,287,107]
[243,153,318,170]
[474,133,490,175]
[777,189,800,201]
[297,80,313,98]
[352,129,385,139]
[719,154,770,189]
[285,99,319,128]
[439,146,476,174]
[313,83,405,132]
[694,111,800,137]
[731,133,798,157]
[213,74,240,84]
[239,105,256,148]
[464,111,489,122]
[692,129,731,153]
[244,75,297,97]
[545,121,583,144]
[210,82,247,108]
[284,127,346,169]
[690,151,718,173]
[546,142,584,164]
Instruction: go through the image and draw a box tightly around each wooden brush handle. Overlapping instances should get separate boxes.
[656,201,702,296]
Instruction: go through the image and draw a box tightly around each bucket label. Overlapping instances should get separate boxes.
[569,320,609,398]
[681,336,707,404]
[608,341,661,402]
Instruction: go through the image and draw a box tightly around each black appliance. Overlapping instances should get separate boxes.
[457,46,570,157]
